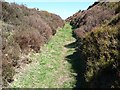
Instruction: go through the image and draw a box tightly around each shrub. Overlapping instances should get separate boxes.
[79,25,120,87]
[23,15,53,42]
[38,11,64,35]
[68,2,117,40]
[2,22,20,86]
[108,13,120,25]
[14,27,44,53]
[2,54,15,86]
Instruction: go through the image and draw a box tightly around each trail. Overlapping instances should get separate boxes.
[9,23,77,88]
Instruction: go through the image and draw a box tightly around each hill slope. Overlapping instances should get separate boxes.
[66,1,120,88]
[1,1,64,86]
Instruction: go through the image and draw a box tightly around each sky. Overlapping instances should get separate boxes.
[7,0,97,19]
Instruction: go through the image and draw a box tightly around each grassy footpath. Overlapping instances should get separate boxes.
[9,23,77,88]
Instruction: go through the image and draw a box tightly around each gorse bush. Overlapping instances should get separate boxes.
[108,13,120,25]
[75,24,120,87]
[81,26,119,84]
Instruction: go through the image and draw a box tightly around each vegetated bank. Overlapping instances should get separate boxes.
[1,1,64,86]
[66,1,120,88]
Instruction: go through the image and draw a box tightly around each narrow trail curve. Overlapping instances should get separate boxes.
[9,23,77,88]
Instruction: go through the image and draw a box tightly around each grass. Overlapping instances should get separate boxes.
[9,23,77,88]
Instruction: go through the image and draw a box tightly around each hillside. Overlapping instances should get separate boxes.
[66,1,120,88]
[1,1,64,86]
[66,2,120,37]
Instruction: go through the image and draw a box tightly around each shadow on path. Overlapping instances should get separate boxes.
[65,42,87,88]
[64,42,76,48]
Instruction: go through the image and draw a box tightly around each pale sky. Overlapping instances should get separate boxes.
[7,0,96,19]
